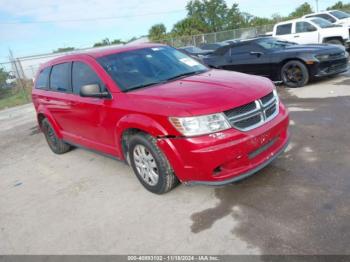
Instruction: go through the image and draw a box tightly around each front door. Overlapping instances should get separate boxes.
[294,21,319,44]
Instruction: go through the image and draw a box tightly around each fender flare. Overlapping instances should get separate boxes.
[36,106,63,139]
[115,114,170,158]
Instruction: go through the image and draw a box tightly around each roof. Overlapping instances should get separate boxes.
[38,43,165,71]
[81,43,164,58]
[275,17,317,25]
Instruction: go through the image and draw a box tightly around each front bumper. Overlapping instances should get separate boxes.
[157,102,289,184]
[187,137,289,186]
[313,57,349,77]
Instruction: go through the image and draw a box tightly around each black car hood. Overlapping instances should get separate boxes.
[192,50,213,55]
[275,44,344,54]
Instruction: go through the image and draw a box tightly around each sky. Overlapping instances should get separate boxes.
[0,0,344,60]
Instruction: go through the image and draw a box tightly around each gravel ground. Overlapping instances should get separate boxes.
[0,70,349,255]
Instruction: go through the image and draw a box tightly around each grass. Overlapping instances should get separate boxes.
[0,88,31,111]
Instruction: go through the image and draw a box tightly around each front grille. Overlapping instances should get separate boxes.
[234,114,262,129]
[224,90,279,131]
[225,101,256,118]
[260,92,274,105]
[265,104,277,118]
[329,52,346,60]
[327,62,348,73]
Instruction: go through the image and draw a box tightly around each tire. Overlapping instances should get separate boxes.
[281,60,309,88]
[41,118,71,154]
[325,39,343,46]
[128,133,179,194]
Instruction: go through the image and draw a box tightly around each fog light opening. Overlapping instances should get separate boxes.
[213,166,223,176]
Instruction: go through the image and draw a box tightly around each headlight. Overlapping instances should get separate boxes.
[315,54,330,61]
[169,113,231,136]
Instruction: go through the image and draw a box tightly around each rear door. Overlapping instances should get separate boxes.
[275,23,295,43]
[46,62,75,133]
[294,21,319,44]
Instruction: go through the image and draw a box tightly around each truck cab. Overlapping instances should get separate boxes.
[273,17,350,47]
[303,10,350,27]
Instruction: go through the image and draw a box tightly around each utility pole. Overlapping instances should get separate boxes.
[8,49,29,102]
[316,0,319,12]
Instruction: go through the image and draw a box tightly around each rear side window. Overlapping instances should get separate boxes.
[276,24,292,35]
[50,63,71,92]
[35,67,50,89]
[72,62,102,94]
[296,22,317,33]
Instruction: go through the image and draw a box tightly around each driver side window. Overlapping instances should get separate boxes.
[296,22,317,33]
[72,62,103,95]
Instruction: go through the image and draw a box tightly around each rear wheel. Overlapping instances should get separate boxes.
[42,118,71,154]
[281,60,309,88]
[128,133,179,194]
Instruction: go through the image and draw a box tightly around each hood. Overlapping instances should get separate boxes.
[336,17,350,26]
[275,43,344,54]
[320,26,349,38]
[126,69,274,117]
[192,50,213,55]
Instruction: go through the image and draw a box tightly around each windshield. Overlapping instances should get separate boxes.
[330,10,350,20]
[183,46,203,53]
[97,46,208,92]
[311,18,336,28]
[257,38,296,49]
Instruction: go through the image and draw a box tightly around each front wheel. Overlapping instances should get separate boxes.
[325,39,343,46]
[128,133,179,194]
[281,60,309,88]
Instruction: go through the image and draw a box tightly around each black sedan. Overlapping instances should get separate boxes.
[202,37,349,87]
[178,46,213,58]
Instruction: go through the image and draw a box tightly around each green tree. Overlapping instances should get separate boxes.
[186,0,230,32]
[53,47,75,53]
[288,2,313,19]
[0,68,9,94]
[327,1,350,11]
[110,39,125,45]
[148,24,167,41]
[227,4,247,29]
[93,38,111,47]
[172,17,205,36]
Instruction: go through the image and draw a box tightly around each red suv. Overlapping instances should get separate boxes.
[32,44,289,194]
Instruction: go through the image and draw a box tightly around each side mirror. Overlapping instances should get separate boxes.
[250,51,264,57]
[80,84,111,98]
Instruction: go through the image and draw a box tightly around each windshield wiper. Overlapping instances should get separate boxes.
[124,70,207,92]
[164,70,206,82]
[125,81,164,92]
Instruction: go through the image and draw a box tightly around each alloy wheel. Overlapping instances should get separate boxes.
[133,144,159,186]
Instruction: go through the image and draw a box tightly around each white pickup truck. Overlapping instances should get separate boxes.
[272,17,350,47]
[303,10,350,27]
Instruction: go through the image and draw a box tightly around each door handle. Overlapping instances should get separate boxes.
[294,35,300,38]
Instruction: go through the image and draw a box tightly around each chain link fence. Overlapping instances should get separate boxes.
[0,59,32,110]
[161,24,274,47]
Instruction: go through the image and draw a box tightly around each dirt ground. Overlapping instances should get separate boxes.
[0,70,350,255]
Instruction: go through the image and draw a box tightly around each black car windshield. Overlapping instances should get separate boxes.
[311,18,337,28]
[330,10,350,20]
[257,38,296,49]
[97,46,208,92]
[182,46,203,53]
